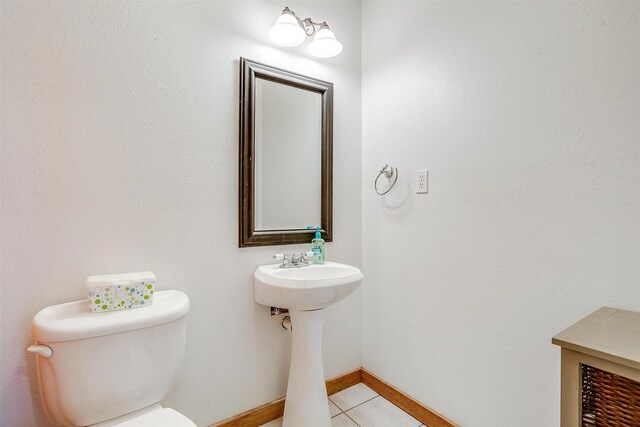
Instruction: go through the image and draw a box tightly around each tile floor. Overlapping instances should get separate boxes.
[260,383,426,427]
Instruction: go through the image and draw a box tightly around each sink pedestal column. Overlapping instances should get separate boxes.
[282,309,331,427]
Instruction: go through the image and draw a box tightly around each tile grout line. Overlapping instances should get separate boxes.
[328,397,341,419]
[334,394,380,417]
[343,410,363,427]
[328,399,361,427]
[329,396,346,421]
[328,385,381,425]
[332,392,424,427]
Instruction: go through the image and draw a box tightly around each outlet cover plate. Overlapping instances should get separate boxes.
[416,169,428,194]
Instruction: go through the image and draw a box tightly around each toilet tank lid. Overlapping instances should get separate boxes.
[31,290,190,343]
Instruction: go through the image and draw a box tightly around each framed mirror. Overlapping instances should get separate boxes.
[239,58,333,247]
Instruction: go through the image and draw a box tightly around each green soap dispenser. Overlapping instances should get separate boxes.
[307,226,325,264]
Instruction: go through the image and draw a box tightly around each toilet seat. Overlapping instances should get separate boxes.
[90,405,196,427]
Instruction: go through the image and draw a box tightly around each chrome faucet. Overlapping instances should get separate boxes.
[291,252,309,265]
[273,252,310,268]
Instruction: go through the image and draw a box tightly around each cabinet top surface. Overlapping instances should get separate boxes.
[552,307,640,369]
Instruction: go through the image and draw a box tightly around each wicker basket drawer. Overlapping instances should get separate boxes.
[581,364,640,427]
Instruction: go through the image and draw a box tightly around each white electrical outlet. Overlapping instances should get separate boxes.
[415,169,428,194]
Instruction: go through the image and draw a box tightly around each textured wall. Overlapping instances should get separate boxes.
[0,2,361,426]
[361,1,639,426]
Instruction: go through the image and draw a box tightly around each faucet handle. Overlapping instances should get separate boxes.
[273,253,289,265]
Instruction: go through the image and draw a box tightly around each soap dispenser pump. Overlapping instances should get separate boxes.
[307,226,325,264]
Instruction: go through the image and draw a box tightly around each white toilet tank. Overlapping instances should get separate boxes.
[30,290,190,427]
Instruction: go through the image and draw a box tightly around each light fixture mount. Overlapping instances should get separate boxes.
[268,7,343,58]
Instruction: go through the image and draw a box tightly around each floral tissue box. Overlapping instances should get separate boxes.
[86,272,155,313]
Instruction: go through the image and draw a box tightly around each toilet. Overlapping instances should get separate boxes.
[28,290,196,427]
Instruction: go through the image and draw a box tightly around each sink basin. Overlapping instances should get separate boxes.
[253,261,363,427]
[254,261,363,311]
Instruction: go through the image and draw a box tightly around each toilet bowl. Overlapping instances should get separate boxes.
[29,290,195,427]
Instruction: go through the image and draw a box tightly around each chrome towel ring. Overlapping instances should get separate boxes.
[374,164,398,195]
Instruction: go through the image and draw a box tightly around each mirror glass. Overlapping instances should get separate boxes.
[254,78,322,230]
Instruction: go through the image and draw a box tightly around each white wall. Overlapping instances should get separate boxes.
[0,2,361,426]
[362,1,639,426]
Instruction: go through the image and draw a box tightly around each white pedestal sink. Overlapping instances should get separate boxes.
[254,261,363,427]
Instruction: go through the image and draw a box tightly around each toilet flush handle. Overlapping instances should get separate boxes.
[27,345,53,358]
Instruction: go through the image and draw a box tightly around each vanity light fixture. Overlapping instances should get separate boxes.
[268,7,343,58]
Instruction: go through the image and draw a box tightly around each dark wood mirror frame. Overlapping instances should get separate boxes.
[239,58,333,247]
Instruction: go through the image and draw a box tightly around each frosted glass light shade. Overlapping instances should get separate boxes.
[268,13,306,47]
[307,27,343,58]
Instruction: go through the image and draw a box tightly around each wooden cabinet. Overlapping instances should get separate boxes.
[552,307,640,426]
